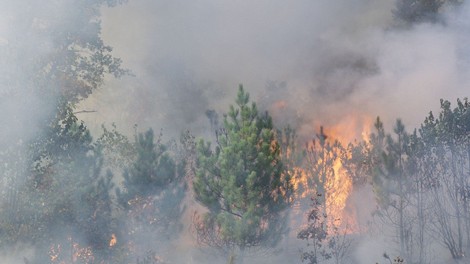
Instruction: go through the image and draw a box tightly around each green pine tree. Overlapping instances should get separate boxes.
[193,85,291,261]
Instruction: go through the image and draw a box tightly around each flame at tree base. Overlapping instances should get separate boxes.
[329,158,356,233]
[290,115,372,235]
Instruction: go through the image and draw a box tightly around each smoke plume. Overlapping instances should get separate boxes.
[78,0,470,141]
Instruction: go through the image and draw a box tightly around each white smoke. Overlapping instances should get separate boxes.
[78,0,470,140]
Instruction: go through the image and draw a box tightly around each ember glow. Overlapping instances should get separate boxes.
[109,234,117,247]
[329,158,353,227]
[305,137,352,230]
[49,239,95,264]
[291,115,373,233]
[322,114,374,145]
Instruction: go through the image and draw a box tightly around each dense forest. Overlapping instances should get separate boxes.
[1,0,470,263]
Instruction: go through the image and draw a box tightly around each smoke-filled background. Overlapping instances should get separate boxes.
[80,1,470,262]
[2,0,470,263]
[80,0,469,141]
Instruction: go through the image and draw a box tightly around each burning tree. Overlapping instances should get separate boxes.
[297,128,353,264]
[193,85,291,262]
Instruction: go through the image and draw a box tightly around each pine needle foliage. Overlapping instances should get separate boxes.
[193,85,291,256]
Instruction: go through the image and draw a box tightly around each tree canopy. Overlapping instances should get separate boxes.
[193,85,291,259]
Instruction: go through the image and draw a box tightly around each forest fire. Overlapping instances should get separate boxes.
[49,239,95,264]
[291,114,373,233]
[323,114,373,230]
[328,159,352,225]
[271,98,372,232]
[321,113,374,145]
[4,0,470,262]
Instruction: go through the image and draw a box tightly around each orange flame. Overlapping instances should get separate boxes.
[328,158,353,229]
[291,113,372,233]
[321,114,372,231]
[322,114,373,145]
[109,233,117,247]
[272,99,372,233]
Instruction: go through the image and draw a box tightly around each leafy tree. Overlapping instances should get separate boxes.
[0,0,132,262]
[96,123,136,171]
[3,0,128,103]
[0,104,118,263]
[193,85,291,261]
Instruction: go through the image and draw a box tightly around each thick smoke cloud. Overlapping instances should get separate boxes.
[0,3,56,263]
[0,2,53,146]
[80,0,393,136]
[78,0,470,141]
[0,1,56,198]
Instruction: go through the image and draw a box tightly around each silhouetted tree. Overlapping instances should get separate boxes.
[298,194,331,264]
[419,98,470,260]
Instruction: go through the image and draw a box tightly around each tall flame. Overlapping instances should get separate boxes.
[322,113,373,145]
[329,158,353,229]
[272,99,372,233]
[290,113,372,233]
[320,114,372,231]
